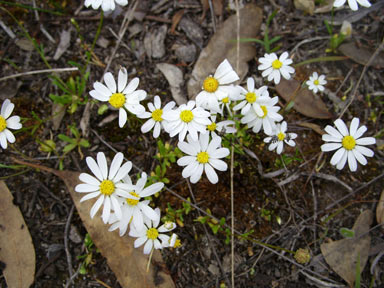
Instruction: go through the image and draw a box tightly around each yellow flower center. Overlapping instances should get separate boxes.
[272,59,283,69]
[126,191,140,206]
[222,97,229,104]
[314,79,320,85]
[180,110,194,123]
[151,109,163,122]
[342,135,356,150]
[197,151,209,164]
[260,105,268,118]
[203,76,219,93]
[277,132,285,141]
[146,228,159,240]
[207,122,217,131]
[245,92,256,104]
[173,239,181,248]
[109,93,126,109]
[99,180,115,196]
[0,116,7,132]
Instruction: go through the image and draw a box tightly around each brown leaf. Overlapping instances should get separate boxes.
[170,10,185,34]
[297,122,325,135]
[200,0,223,20]
[338,42,384,68]
[276,78,333,119]
[188,4,263,98]
[12,160,175,288]
[0,181,35,288]
[320,210,373,286]
[376,189,384,226]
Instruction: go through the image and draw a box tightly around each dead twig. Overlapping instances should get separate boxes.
[0,67,79,82]
[64,205,75,278]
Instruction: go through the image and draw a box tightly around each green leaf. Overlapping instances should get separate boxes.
[79,139,90,148]
[49,94,71,105]
[339,227,355,238]
[269,36,281,44]
[63,143,76,153]
[58,134,75,143]
[97,104,109,115]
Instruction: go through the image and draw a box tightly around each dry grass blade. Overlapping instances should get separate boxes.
[12,159,175,288]
[0,181,36,288]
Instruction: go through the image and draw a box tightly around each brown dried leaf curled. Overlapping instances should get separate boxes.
[276,78,332,119]
[320,210,373,286]
[0,181,36,288]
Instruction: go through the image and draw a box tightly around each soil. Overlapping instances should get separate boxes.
[0,0,383,288]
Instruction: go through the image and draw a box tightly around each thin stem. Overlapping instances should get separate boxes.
[146,246,155,272]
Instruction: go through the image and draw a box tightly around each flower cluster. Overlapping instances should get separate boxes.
[75,152,179,254]
[0,99,22,150]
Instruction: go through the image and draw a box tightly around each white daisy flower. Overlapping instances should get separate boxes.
[195,59,240,113]
[75,152,133,223]
[177,133,230,184]
[206,115,236,138]
[163,233,180,248]
[233,77,270,115]
[0,99,22,149]
[129,208,176,254]
[333,0,371,10]
[306,72,327,94]
[108,172,163,234]
[162,100,211,142]
[258,52,295,85]
[263,121,297,154]
[89,67,146,128]
[84,0,128,11]
[240,96,283,135]
[137,96,175,138]
[321,118,376,172]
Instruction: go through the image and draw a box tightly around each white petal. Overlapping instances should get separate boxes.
[75,183,99,193]
[86,156,104,181]
[141,182,164,197]
[80,191,100,202]
[118,68,128,92]
[0,133,7,149]
[4,129,15,143]
[79,173,100,186]
[2,100,14,119]
[190,164,204,183]
[119,108,127,128]
[347,150,357,171]
[355,137,376,146]
[109,152,123,180]
[334,119,349,136]
[324,125,343,139]
[321,143,342,152]
[113,161,132,182]
[354,145,374,157]
[330,148,346,166]
[97,152,108,180]
[123,78,139,95]
[110,195,122,220]
[90,195,104,218]
[352,149,367,165]
[336,149,348,170]
[143,240,153,254]
[205,164,218,184]
[208,159,228,171]
[102,196,111,223]
[6,116,22,129]
[138,203,159,221]
[349,118,360,137]
[134,236,147,248]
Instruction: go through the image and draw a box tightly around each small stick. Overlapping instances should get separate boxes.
[64,205,75,278]
[0,67,79,82]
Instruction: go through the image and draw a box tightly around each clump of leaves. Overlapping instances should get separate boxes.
[162,200,192,228]
[196,209,232,244]
[58,125,89,160]
[78,233,99,275]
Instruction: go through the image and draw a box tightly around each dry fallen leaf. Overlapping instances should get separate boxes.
[338,42,384,68]
[13,160,175,288]
[200,0,223,20]
[170,10,185,34]
[376,189,384,226]
[0,181,36,288]
[320,210,373,286]
[188,4,263,98]
[276,78,333,119]
[294,0,315,14]
[297,122,325,136]
[156,63,188,105]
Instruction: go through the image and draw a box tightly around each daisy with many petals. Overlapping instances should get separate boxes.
[258,52,295,85]
[241,96,283,135]
[129,208,176,254]
[162,100,211,142]
[306,72,327,94]
[195,59,240,113]
[0,99,22,149]
[177,133,230,184]
[89,67,146,128]
[263,121,297,154]
[233,77,270,116]
[137,96,175,138]
[321,118,376,171]
[333,0,371,10]
[75,152,133,223]
[84,0,128,11]
[108,172,163,235]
